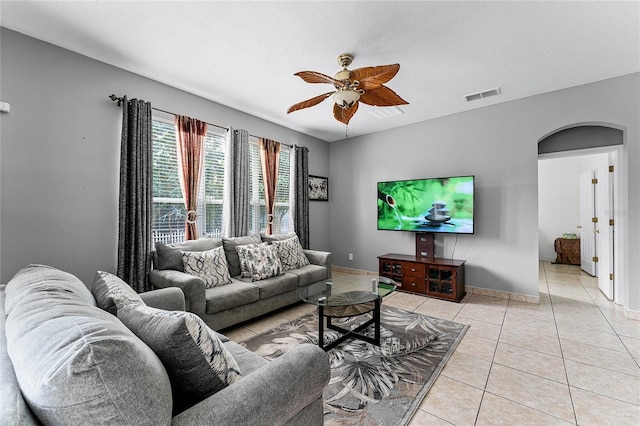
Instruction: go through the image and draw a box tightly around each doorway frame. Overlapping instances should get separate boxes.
[538,143,626,306]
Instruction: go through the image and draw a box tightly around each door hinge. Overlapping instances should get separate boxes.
[591,178,598,184]
[609,165,614,173]
[609,273,614,281]
[592,256,599,262]
[609,219,614,226]
[592,217,598,223]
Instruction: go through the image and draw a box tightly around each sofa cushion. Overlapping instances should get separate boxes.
[5,265,172,426]
[182,246,232,288]
[236,243,284,282]
[118,304,241,414]
[272,236,310,271]
[155,238,223,271]
[222,234,261,276]
[286,264,328,287]
[205,280,260,314]
[1,285,41,425]
[237,272,298,299]
[4,264,96,316]
[224,340,268,376]
[155,242,184,271]
[92,270,145,315]
[260,232,297,244]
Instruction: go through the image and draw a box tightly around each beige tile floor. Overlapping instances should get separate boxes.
[223,262,640,425]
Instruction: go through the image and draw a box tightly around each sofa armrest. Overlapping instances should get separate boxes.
[172,344,330,426]
[139,287,185,311]
[304,250,332,279]
[148,269,206,315]
[1,286,41,425]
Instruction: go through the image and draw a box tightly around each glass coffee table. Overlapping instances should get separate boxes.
[300,275,397,351]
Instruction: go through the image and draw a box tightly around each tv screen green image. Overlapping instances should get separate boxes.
[377,175,475,234]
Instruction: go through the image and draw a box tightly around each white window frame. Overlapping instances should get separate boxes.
[248,138,292,235]
[151,114,226,242]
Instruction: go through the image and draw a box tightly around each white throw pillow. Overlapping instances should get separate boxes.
[236,243,284,281]
[182,246,232,288]
[272,236,310,271]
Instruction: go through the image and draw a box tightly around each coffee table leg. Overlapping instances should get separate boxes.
[374,298,381,346]
[318,305,324,348]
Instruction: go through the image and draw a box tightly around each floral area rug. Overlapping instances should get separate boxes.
[241,305,469,426]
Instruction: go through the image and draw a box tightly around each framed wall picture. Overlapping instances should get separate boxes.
[309,175,329,201]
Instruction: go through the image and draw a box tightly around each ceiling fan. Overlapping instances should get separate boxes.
[287,53,409,125]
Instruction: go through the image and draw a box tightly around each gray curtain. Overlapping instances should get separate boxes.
[117,96,153,293]
[222,127,250,237]
[292,145,310,248]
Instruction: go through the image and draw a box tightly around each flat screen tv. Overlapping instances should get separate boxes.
[377,175,475,234]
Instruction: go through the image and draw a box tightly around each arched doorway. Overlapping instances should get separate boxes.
[538,124,624,303]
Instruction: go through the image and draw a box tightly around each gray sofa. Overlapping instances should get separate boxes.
[149,234,332,330]
[1,264,330,426]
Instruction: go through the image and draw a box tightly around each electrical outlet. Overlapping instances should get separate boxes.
[348,253,353,261]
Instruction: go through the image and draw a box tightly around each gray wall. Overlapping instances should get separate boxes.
[2,28,639,313]
[0,28,330,285]
[330,74,639,310]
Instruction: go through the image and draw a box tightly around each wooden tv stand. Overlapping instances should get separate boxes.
[378,253,466,302]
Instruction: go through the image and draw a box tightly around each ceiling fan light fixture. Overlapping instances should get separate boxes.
[288,53,407,125]
[334,69,352,81]
[333,88,361,109]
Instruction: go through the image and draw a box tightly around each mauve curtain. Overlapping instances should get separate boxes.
[175,115,207,240]
[222,127,250,237]
[292,145,310,248]
[117,96,153,293]
[258,138,281,235]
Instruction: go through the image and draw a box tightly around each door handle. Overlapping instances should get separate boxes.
[576,225,582,229]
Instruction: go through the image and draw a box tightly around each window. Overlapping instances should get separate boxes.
[248,139,291,235]
[152,118,292,242]
[151,118,225,243]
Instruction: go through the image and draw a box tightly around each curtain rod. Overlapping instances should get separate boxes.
[109,94,293,148]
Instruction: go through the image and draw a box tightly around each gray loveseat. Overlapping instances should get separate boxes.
[149,234,332,330]
[1,264,330,426]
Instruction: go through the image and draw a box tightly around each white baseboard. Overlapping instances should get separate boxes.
[465,285,540,304]
[623,306,640,321]
[332,266,377,276]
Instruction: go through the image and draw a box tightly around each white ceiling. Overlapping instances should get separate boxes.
[1,1,638,142]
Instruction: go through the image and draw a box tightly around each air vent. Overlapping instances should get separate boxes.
[368,106,405,120]
[465,87,501,102]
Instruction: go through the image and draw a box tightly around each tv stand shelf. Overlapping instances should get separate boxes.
[378,253,466,302]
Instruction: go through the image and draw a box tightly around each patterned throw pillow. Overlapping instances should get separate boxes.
[222,234,262,277]
[182,246,232,288]
[117,304,241,414]
[272,236,310,271]
[92,271,145,315]
[236,243,284,281]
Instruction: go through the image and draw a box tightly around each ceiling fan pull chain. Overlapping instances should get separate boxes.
[345,124,349,138]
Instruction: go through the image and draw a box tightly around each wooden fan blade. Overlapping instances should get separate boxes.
[287,92,335,114]
[351,64,400,91]
[333,102,359,125]
[359,85,409,107]
[294,71,343,86]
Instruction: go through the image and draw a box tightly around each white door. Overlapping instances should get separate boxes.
[595,166,614,299]
[579,170,596,276]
